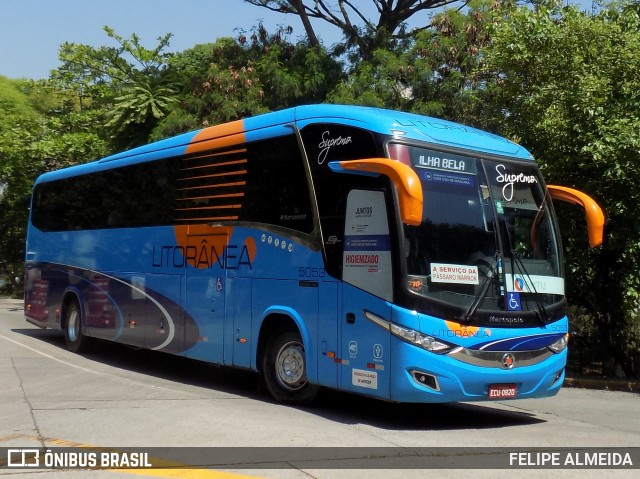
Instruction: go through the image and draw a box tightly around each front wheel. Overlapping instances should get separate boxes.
[262,329,319,404]
[64,300,92,353]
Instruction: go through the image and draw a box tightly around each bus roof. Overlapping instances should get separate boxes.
[292,104,531,159]
[36,104,533,184]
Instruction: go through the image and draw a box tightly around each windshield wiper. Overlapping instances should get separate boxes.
[510,249,549,325]
[502,220,549,325]
[459,252,501,323]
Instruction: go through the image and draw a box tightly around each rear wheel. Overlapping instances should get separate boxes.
[64,300,92,353]
[262,329,319,404]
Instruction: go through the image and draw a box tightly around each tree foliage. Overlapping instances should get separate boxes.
[0,77,108,281]
[244,0,466,61]
[2,1,640,375]
[152,24,343,139]
[482,0,640,375]
[329,0,499,123]
[53,27,177,149]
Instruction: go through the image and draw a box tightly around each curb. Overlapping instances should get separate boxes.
[564,376,640,394]
[0,297,23,306]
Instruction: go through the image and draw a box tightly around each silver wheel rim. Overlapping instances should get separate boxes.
[275,340,307,391]
[68,309,79,342]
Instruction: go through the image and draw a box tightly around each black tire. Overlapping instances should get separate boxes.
[261,329,319,404]
[64,300,92,353]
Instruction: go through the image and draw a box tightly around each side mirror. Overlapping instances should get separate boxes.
[548,185,605,248]
[329,158,423,226]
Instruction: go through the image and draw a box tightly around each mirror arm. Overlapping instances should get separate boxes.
[548,185,605,248]
[329,158,423,226]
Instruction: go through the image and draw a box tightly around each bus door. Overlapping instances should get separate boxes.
[339,189,392,399]
[184,229,228,363]
[316,281,339,388]
[226,276,252,368]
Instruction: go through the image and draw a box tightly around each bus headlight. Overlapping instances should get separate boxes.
[364,310,457,354]
[390,323,456,353]
[547,333,569,353]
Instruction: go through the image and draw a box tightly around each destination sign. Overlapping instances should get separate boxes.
[410,147,478,175]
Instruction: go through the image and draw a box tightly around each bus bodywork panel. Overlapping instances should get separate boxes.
[334,285,567,402]
[25,104,600,404]
[388,338,566,403]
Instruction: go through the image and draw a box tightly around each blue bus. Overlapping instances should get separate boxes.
[24,104,604,403]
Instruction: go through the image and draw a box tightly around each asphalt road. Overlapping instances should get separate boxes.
[0,297,638,479]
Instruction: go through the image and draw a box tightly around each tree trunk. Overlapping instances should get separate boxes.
[290,0,319,47]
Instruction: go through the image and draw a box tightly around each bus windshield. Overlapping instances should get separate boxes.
[390,144,563,316]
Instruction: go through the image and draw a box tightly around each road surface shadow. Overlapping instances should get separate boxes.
[312,388,544,430]
[13,326,544,430]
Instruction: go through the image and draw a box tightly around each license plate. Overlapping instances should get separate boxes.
[488,384,517,399]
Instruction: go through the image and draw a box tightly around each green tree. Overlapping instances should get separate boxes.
[328,0,500,123]
[0,77,109,281]
[250,25,343,110]
[483,1,640,376]
[244,0,465,62]
[153,25,342,139]
[53,27,177,149]
[0,77,41,282]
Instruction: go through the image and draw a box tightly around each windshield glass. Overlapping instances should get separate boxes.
[389,143,563,315]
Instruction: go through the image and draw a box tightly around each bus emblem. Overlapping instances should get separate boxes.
[502,353,516,369]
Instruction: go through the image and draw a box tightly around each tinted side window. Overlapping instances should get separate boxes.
[300,124,383,277]
[31,135,313,234]
[31,160,177,231]
[240,135,313,233]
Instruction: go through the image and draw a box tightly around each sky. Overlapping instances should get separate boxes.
[0,0,342,79]
[1,0,598,80]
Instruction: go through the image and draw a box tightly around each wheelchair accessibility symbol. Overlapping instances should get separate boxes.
[507,292,522,311]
